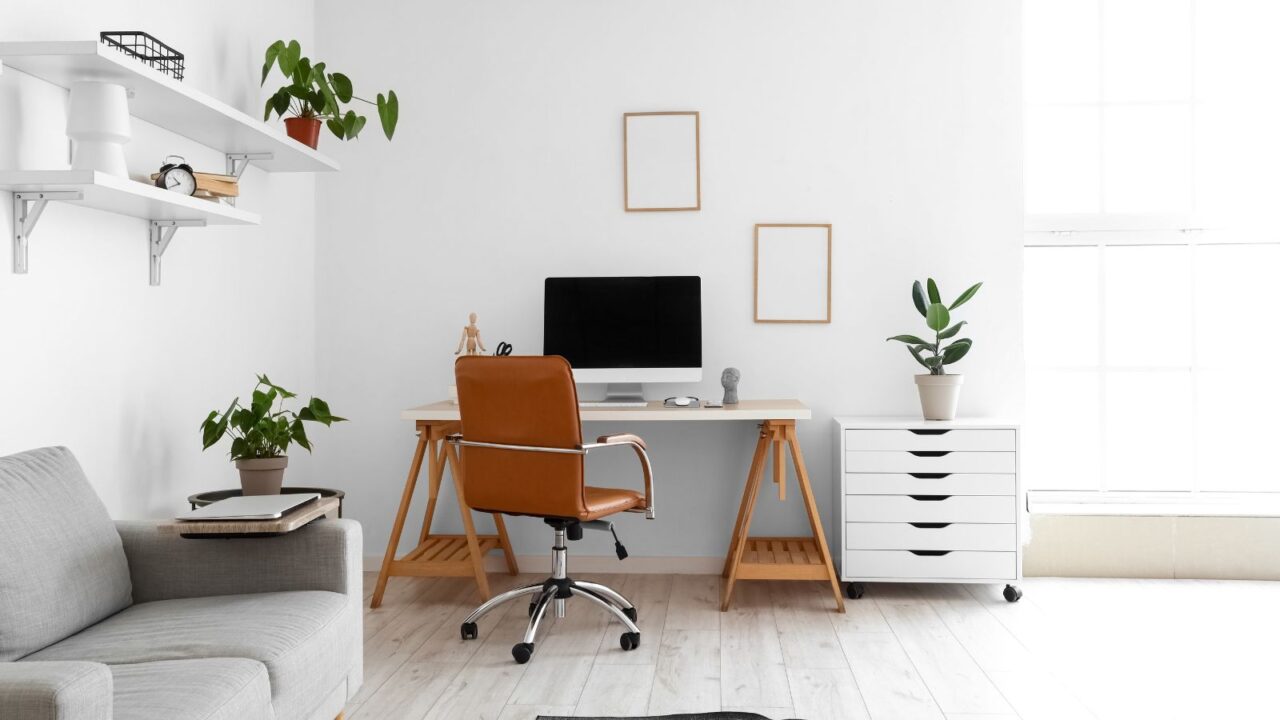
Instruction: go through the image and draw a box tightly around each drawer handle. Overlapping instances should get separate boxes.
[909,522,951,529]
[908,495,951,502]
[908,550,952,557]
[908,429,950,436]
[908,472,951,479]
[908,451,951,457]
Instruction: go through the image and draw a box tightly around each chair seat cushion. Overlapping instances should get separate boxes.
[110,658,272,720]
[582,486,645,520]
[25,591,353,720]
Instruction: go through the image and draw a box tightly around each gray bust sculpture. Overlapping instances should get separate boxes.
[721,367,741,405]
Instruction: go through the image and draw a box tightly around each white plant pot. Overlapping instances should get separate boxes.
[66,81,131,177]
[915,374,963,420]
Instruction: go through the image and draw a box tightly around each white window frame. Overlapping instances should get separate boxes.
[1025,231,1280,509]
[1023,0,1280,510]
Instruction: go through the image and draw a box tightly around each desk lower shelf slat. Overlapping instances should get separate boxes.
[735,536,831,580]
[390,535,502,577]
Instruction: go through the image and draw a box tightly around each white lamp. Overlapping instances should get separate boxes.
[66,81,131,177]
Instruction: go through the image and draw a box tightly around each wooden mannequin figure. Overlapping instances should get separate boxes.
[455,312,488,356]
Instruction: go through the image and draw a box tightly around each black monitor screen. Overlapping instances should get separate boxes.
[544,276,702,369]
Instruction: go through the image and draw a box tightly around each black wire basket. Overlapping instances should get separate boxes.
[99,31,184,81]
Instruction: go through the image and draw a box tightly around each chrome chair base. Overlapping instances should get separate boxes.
[458,525,641,664]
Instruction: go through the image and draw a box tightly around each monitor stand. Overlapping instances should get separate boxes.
[601,382,646,404]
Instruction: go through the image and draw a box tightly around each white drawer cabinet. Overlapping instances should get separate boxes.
[834,417,1024,603]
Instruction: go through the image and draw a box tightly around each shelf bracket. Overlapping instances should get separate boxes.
[12,191,83,274]
[224,153,272,207]
[149,219,205,286]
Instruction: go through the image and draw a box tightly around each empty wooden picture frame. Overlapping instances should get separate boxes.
[623,111,701,211]
[754,224,832,323]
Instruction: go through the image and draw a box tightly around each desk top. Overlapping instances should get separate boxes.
[402,399,811,423]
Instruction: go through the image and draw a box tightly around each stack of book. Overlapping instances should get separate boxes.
[149,171,239,202]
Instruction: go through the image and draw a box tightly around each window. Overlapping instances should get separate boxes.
[1024,0,1280,497]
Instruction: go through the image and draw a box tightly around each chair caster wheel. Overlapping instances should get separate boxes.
[623,606,638,623]
[512,642,535,664]
[846,582,865,599]
[460,622,478,640]
[620,632,641,651]
[1003,584,1023,603]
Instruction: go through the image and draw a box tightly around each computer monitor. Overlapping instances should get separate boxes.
[544,276,702,401]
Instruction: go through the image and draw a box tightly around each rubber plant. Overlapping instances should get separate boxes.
[886,278,982,375]
[200,374,346,460]
[261,39,399,141]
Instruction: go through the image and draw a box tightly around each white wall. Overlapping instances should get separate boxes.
[0,1,321,518]
[314,0,1024,563]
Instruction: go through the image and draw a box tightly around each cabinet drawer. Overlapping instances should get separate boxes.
[845,429,1014,452]
[844,473,1014,496]
[845,522,1016,551]
[844,494,1015,523]
[844,550,1017,580]
[845,451,1015,474]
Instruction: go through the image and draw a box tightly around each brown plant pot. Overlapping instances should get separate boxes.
[284,117,322,149]
[235,456,288,495]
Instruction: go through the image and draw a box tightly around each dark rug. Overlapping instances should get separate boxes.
[539,714,796,720]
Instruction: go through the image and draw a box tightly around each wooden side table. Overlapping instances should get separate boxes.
[369,419,518,608]
[164,496,340,538]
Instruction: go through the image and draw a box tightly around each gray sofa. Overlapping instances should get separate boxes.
[0,447,363,720]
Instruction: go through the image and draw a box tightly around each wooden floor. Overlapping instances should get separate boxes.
[352,571,1279,719]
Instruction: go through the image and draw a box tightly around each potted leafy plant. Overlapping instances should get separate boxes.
[887,278,982,420]
[261,39,399,149]
[200,375,346,495]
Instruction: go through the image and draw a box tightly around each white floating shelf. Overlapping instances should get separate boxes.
[4,170,260,285]
[0,41,339,173]
[0,170,260,225]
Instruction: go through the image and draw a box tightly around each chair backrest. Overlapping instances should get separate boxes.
[454,355,587,518]
[0,447,133,661]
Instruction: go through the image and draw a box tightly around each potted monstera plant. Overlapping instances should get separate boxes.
[200,375,346,495]
[261,39,399,149]
[887,278,982,420]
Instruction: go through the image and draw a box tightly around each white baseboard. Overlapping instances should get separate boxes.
[363,553,722,575]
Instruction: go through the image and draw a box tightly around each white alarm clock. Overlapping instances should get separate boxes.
[154,155,197,196]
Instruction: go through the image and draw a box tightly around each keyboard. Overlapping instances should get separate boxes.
[579,401,649,408]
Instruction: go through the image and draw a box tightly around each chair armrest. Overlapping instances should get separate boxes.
[115,518,362,603]
[586,433,655,519]
[0,662,112,720]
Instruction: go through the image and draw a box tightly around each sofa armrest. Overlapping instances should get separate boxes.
[115,519,361,603]
[0,661,112,720]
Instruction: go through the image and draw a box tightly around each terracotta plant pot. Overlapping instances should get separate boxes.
[915,374,964,421]
[284,117,322,149]
[235,456,288,495]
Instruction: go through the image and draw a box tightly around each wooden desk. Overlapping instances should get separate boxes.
[370,399,844,613]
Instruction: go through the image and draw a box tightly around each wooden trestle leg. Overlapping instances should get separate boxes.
[720,420,844,613]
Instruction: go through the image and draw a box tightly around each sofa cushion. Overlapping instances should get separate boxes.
[26,590,354,720]
[0,447,132,661]
[110,658,273,720]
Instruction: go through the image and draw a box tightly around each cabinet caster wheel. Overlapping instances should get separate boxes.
[622,606,638,623]
[460,622,478,640]
[1003,585,1023,603]
[845,582,865,600]
[620,632,641,651]
[512,642,535,664]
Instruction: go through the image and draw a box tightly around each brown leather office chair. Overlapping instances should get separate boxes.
[451,355,654,664]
